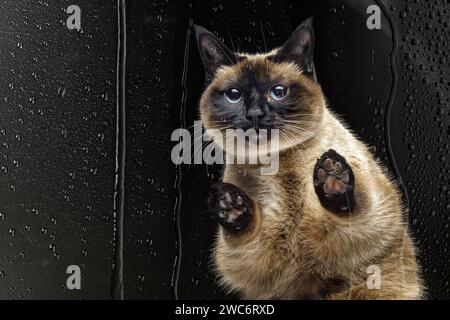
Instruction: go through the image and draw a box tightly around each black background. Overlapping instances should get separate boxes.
[0,0,448,299]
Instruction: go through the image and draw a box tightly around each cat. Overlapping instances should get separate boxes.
[194,18,423,299]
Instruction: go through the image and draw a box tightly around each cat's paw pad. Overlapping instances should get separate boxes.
[314,149,355,213]
[208,182,253,232]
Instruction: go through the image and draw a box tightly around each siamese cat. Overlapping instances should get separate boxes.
[194,18,423,299]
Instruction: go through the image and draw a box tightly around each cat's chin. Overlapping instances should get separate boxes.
[204,127,281,163]
[204,127,317,156]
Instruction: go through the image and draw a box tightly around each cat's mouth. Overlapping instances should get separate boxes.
[228,117,280,132]
[238,122,278,132]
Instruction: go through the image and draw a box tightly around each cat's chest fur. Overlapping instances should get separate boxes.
[225,163,309,219]
[253,175,285,216]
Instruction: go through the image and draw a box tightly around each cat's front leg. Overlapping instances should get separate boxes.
[207,182,259,235]
[313,149,356,213]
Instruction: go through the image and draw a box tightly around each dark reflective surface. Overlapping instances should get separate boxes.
[0,0,117,299]
[0,0,448,299]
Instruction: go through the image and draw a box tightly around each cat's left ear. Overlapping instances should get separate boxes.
[273,17,316,79]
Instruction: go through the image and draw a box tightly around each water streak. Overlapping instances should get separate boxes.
[112,0,126,300]
[171,18,193,300]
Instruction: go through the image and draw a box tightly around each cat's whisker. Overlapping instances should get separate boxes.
[226,27,237,54]
[282,117,311,122]
[284,131,307,159]
[183,123,196,131]
[190,138,213,164]
[283,129,315,145]
[283,124,315,137]
[283,122,314,131]
[287,129,315,140]
[204,135,225,166]
[283,113,315,118]
[283,125,314,131]
[254,43,264,55]
[218,125,235,134]
[284,126,314,136]
[259,20,268,53]
[282,117,314,122]
[283,120,315,126]
[237,39,243,53]
[187,139,213,170]
[281,131,306,163]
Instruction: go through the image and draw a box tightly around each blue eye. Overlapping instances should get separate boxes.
[270,85,288,100]
[225,88,242,103]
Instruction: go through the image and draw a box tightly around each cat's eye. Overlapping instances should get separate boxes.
[224,88,242,103]
[270,85,288,101]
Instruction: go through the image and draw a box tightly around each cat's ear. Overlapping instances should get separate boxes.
[273,17,316,79]
[194,25,236,79]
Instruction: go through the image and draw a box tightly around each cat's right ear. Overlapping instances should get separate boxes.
[194,25,236,79]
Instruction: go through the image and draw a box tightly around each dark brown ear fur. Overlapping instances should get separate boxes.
[271,17,316,80]
[194,25,236,81]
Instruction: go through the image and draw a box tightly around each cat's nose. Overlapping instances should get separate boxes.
[245,105,265,123]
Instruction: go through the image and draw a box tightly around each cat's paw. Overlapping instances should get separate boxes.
[313,149,355,213]
[208,182,254,232]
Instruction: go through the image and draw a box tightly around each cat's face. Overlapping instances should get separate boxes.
[195,18,325,153]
